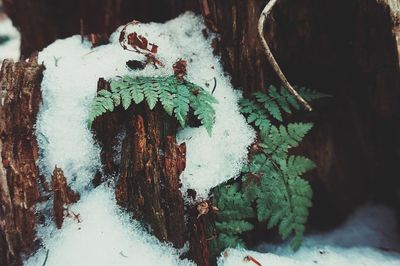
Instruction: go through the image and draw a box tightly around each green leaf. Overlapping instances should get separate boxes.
[130,86,144,104]
[121,90,132,110]
[173,85,190,127]
[159,89,175,116]
[98,89,112,97]
[143,84,159,110]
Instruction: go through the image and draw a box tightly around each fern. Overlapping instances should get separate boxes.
[88,75,218,135]
[211,85,328,253]
[210,183,255,252]
[240,85,328,131]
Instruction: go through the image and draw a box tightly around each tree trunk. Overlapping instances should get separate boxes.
[92,79,211,263]
[0,59,44,266]
[92,80,188,247]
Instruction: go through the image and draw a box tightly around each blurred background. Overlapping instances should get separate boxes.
[0,0,20,61]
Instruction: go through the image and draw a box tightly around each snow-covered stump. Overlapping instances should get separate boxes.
[0,59,44,266]
[94,97,188,248]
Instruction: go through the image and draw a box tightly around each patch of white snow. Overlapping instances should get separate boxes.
[218,205,400,266]
[25,185,193,266]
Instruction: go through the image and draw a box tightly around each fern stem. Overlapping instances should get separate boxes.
[258,0,312,111]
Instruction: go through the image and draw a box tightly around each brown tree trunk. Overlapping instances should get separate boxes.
[93,80,188,248]
[0,59,44,266]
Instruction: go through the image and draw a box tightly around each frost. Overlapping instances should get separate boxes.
[218,205,400,266]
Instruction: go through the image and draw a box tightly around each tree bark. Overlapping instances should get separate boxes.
[51,166,80,229]
[0,59,44,266]
[93,80,188,248]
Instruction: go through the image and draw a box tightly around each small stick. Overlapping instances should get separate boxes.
[258,0,312,111]
[42,249,50,266]
[211,77,217,94]
[244,255,262,266]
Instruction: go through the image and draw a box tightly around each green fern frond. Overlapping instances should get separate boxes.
[283,156,317,177]
[211,85,325,254]
[173,85,190,127]
[298,87,330,101]
[143,83,159,110]
[216,221,254,235]
[88,75,217,134]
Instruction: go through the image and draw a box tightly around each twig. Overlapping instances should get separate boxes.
[244,255,262,266]
[42,249,49,266]
[211,77,217,94]
[258,0,312,111]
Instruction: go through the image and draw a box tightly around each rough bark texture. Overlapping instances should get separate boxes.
[92,79,187,248]
[188,210,210,266]
[0,59,43,266]
[51,167,80,229]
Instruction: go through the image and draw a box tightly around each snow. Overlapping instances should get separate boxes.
[0,16,20,61]
[28,11,400,266]
[25,185,193,266]
[218,204,400,266]
[29,12,254,265]
[36,12,255,196]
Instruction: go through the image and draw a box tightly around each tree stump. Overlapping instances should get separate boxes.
[0,59,44,266]
[93,79,187,248]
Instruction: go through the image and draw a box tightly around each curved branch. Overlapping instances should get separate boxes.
[258,0,312,111]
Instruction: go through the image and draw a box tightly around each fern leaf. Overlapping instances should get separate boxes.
[287,123,313,144]
[121,90,132,110]
[298,87,330,101]
[98,89,112,97]
[217,233,246,249]
[216,221,254,235]
[102,97,114,112]
[173,85,190,127]
[112,93,121,107]
[143,83,159,110]
[254,91,283,121]
[159,88,175,116]
[278,214,294,240]
[269,85,292,114]
[130,86,145,104]
[285,156,316,177]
